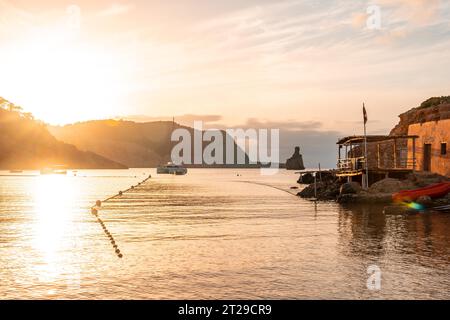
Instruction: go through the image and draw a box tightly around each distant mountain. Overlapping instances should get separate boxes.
[49,119,250,168]
[0,102,126,170]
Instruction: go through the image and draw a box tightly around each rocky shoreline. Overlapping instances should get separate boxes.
[297,171,450,210]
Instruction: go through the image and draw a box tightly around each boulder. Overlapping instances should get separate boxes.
[298,173,314,184]
[416,195,433,206]
[413,172,448,187]
[369,178,411,194]
[297,180,341,200]
[340,182,362,195]
[319,171,335,182]
[297,171,335,185]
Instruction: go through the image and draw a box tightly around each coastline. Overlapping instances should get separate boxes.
[296,170,450,211]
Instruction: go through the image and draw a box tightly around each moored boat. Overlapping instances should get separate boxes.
[40,165,68,175]
[157,163,187,175]
[393,182,450,202]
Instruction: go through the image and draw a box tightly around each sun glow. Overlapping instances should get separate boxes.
[1,28,128,124]
[31,175,80,282]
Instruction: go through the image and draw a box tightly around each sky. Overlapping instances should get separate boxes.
[0,0,449,166]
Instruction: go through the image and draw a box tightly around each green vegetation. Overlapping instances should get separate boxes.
[0,97,126,169]
[0,97,35,121]
[419,96,450,109]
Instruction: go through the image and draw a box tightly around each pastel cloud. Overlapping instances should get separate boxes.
[98,3,135,17]
[377,0,441,25]
[0,0,449,164]
[351,12,367,29]
[244,119,323,131]
[118,114,223,125]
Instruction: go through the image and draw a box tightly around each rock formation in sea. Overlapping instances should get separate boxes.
[286,146,305,170]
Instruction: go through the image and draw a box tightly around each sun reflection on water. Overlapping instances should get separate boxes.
[31,175,79,283]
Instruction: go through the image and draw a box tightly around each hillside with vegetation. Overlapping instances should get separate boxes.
[0,97,126,170]
[49,120,250,168]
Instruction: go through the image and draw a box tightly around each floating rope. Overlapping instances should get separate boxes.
[90,174,152,259]
[236,180,299,197]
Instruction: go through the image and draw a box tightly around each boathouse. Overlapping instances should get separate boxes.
[336,135,418,186]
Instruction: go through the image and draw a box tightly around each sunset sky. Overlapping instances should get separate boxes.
[1,0,449,165]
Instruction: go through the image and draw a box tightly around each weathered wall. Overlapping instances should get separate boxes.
[408,119,450,177]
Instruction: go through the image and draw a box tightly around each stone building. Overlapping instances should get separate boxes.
[335,97,450,186]
[408,119,449,177]
[389,97,450,177]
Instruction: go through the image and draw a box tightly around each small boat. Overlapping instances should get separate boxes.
[40,165,68,175]
[157,163,187,175]
[393,182,450,202]
[9,170,23,173]
[431,204,450,212]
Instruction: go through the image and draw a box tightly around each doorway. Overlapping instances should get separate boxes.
[423,144,432,172]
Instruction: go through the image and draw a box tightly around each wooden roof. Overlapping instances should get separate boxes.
[337,135,418,145]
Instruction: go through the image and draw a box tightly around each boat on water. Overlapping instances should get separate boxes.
[40,165,68,175]
[393,182,450,202]
[157,163,187,175]
[9,170,23,173]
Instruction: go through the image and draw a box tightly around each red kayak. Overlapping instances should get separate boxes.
[393,182,450,202]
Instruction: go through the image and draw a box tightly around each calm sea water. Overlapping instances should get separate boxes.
[0,169,449,299]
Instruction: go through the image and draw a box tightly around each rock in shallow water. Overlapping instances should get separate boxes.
[297,173,314,184]
[340,182,362,195]
[297,181,341,200]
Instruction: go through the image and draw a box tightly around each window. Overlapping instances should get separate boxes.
[441,143,447,155]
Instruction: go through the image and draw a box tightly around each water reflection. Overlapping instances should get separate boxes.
[338,204,387,258]
[0,169,449,299]
[338,204,450,268]
[31,175,79,284]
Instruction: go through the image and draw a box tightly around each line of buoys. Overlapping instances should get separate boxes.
[91,201,123,258]
[89,174,152,259]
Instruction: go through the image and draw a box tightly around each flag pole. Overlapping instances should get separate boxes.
[363,103,369,189]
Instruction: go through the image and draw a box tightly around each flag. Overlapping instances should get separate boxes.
[363,103,368,125]
[363,103,369,189]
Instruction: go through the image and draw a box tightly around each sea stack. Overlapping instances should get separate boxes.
[286,146,305,170]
